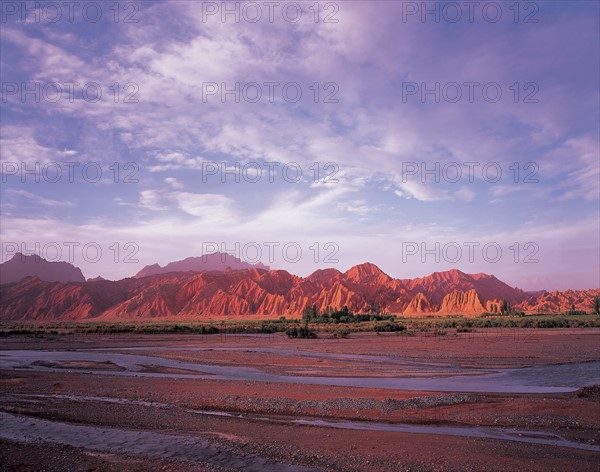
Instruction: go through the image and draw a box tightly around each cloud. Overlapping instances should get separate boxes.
[5,190,73,208]
[394,182,450,202]
[0,126,78,167]
[337,199,374,216]
[1,28,86,78]
[1,1,598,291]
[147,152,206,172]
[173,192,236,222]
[455,186,475,203]
[139,189,168,211]
[164,177,184,189]
[551,137,600,202]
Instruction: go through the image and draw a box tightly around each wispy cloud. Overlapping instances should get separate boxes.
[1,1,598,290]
[6,190,73,208]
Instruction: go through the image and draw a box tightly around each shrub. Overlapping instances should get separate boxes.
[201,325,219,334]
[286,326,317,339]
[575,384,600,399]
[257,323,277,333]
[286,327,299,338]
[401,329,418,337]
[332,327,350,339]
[456,327,472,333]
[371,321,406,332]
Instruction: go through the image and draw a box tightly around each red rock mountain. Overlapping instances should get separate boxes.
[437,289,486,314]
[0,259,598,321]
[135,253,269,278]
[0,253,85,285]
[403,292,432,315]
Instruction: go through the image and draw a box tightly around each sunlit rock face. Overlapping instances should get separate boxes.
[1,258,598,321]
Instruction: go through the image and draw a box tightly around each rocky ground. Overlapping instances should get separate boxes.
[1,329,599,471]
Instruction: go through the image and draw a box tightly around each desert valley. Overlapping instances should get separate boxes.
[1,1,598,470]
[1,252,599,471]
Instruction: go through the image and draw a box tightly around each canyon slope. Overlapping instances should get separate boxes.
[0,256,598,322]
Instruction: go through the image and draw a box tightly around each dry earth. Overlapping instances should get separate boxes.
[1,329,599,471]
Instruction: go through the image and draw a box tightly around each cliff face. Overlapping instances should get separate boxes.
[0,276,130,321]
[402,269,527,306]
[517,289,600,313]
[437,289,486,316]
[403,293,432,315]
[0,260,597,321]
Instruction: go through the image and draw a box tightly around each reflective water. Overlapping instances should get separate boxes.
[3,394,598,452]
[0,411,315,472]
[288,418,600,452]
[1,348,598,393]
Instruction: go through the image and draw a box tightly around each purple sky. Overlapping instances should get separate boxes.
[1,1,599,291]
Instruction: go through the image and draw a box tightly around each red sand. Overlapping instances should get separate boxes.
[1,329,599,471]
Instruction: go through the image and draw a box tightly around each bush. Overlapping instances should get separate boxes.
[456,327,473,333]
[302,305,395,324]
[332,327,350,339]
[564,310,588,316]
[575,384,600,399]
[200,325,219,334]
[257,323,277,333]
[371,321,406,332]
[400,329,418,337]
[286,326,317,339]
[286,327,298,338]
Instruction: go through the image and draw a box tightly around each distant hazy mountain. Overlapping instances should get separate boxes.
[0,253,85,285]
[87,276,106,282]
[135,252,270,278]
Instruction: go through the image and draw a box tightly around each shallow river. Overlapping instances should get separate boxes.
[1,347,598,394]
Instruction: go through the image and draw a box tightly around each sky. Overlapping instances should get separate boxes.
[0,0,599,291]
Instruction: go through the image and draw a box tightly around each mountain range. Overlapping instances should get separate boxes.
[0,253,86,285]
[0,253,597,321]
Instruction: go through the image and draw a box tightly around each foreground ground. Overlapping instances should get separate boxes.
[1,329,599,471]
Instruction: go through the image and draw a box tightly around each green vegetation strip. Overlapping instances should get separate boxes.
[1,313,599,337]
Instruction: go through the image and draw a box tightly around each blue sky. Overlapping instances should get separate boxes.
[1,0,599,290]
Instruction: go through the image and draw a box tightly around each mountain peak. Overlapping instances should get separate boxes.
[344,262,391,283]
[10,252,40,262]
[436,268,467,277]
[417,269,471,284]
[135,252,270,278]
[1,253,85,285]
[306,268,342,282]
